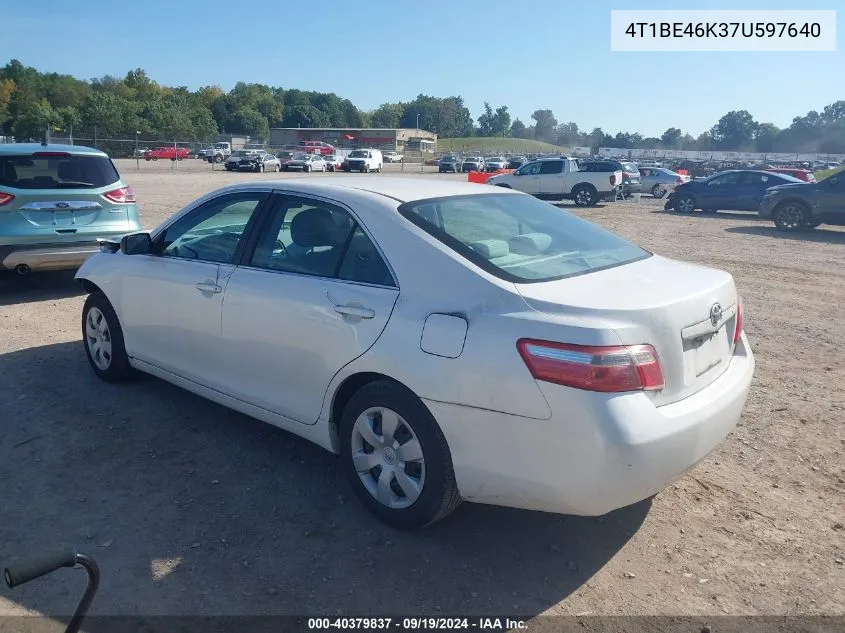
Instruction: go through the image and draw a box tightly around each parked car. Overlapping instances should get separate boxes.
[619,161,642,196]
[225,150,262,171]
[484,157,508,172]
[438,155,461,173]
[461,156,485,172]
[383,151,404,163]
[342,149,383,173]
[145,146,190,161]
[764,167,816,183]
[639,167,690,198]
[323,154,343,172]
[283,152,327,172]
[487,157,622,206]
[0,143,141,274]
[759,170,845,231]
[299,141,335,156]
[204,142,232,163]
[579,160,640,197]
[75,178,753,529]
[236,152,281,173]
[507,156,528,169]
[133,147,149,158]
[665,170,806,214]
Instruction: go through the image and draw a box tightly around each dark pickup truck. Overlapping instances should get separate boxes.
[759,170,845,231]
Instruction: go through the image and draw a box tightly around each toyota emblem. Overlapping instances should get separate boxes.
[55,202,70,209]
[710,303,723,327]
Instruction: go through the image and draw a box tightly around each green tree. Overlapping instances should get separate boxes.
[530,109,557,143]
[511,118,527,138]
[12,99,60,140]
[370,102,404,128]
[710,110,758,149]
[660,127,682,148]
[477,102,494,136]
[0,78,15,130]
[491,105,511,137]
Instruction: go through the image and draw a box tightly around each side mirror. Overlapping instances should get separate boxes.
[120,232,153,255]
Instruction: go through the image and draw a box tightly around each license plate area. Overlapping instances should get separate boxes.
[685,326,730,379]
[53,210,74,227]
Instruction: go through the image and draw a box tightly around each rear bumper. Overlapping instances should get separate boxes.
[426,333,754,516]
[0,241,102,272]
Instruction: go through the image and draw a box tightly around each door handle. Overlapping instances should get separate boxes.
[195,281,222,294]
[334,305,375,319]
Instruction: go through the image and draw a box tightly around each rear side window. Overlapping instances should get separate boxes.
[539,160,563,175]
[0,154,120,189]
[399,194,650,283]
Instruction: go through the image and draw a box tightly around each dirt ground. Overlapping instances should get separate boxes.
[1,158,843,622]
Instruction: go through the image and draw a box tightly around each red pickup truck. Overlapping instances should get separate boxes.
[145,146,190,161]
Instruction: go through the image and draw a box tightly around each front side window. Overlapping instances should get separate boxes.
[517,162,541,176]
[707,172,742,187]
[399,194,649,283]
[159,193,265,263]
[249,197,394,285]
[539,160,563,175]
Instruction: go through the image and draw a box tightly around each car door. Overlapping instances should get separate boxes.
[734,171,775,210]
[219,194,400,424]
[700,171,743,209]
[118,191,269,385]
[639,168,653,189]
[816,172,845,220]
[536,159,564,196]
[513,161,541,194]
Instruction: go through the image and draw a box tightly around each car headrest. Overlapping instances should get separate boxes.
[290,208,348,248]
[509,232,553,255]
[469,239,509,259]
[57,160,83,182]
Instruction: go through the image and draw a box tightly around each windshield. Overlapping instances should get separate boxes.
[398,193,650,283]
[349,150,368,158]
[292,153,308,160]
[231,151,249,157]
[621,162,638,173]
[0,154,120,189]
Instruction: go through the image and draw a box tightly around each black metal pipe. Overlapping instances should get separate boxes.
[65,554,99,633]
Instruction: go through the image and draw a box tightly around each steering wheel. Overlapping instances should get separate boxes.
[274,239,288,257]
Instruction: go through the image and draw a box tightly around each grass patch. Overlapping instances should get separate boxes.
[814,166,844,180]
[435,137,566,154]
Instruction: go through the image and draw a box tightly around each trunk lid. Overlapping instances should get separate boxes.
[515,255,739,406]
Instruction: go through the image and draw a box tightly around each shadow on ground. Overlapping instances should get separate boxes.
[726,225,845,244]
[0,342,649,623]
[0,271,84,306]
[653,209,762,221]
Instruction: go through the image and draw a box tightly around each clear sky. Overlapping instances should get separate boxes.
[2,0,841,137]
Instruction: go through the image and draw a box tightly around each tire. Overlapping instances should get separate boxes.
[651,184,666,199]
[258,163,264,173]
[303,165,311,173]
[214,154,224,164]
[676,195,696,213]
[339,380,461,529]
[773,201,809,232]
[572,184,598,207]
[82,292,135,383]
[151,157,158,162]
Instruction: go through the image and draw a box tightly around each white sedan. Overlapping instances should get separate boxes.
[75,178,754,529]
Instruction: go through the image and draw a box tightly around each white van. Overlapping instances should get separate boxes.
[342,148,383,173]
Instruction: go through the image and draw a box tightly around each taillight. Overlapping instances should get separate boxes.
[32,151,71,157]
[103,185,136,204]
[517,339,665,393]
[610,174,617,186]
[733,297,743,345]
[0,192,14,206]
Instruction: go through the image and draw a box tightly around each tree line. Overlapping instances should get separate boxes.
[1,59,843,153]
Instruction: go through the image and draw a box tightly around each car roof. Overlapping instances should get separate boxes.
[215,176,520,204]
[0,143,108,157]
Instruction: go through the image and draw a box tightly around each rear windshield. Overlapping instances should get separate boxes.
[0,154,120,190]
[621,162,638,172]
[398,193,650,283]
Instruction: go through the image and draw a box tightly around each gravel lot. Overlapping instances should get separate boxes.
[1,158,844,621]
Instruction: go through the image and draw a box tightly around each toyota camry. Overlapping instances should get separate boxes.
[75,178,754,529]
